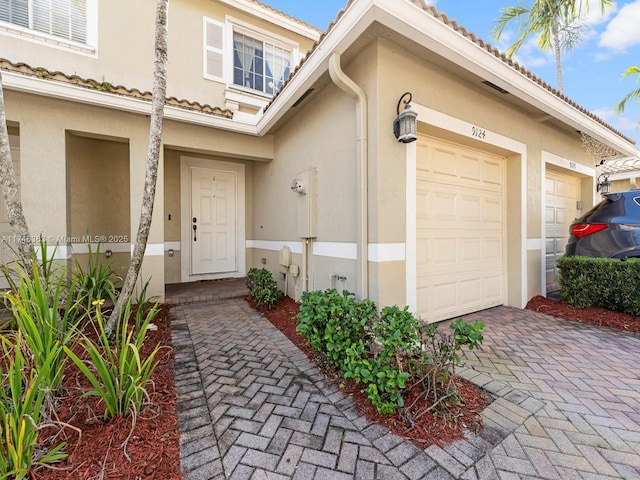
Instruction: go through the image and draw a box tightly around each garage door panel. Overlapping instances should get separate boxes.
[431,282,457,310]
[567,182,579,199]
[417,136,505,322]
[431,192,458,219]
[485,238,502,261]
[432,238,457,264]
[545,171,581,293]
[461,238,481,261]
[432,146,458,176]
[459,195,481,221]
[460,155,481,181]
[483,198,502,223]
[484,160,502,185]
[460,278,482,304]
[420,273,503,322]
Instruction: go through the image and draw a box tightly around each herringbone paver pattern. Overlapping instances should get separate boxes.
[458,307,640,479]
[172,299,446,479]
[171,281,640,479]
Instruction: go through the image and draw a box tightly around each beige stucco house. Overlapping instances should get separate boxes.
[1,0,638,322]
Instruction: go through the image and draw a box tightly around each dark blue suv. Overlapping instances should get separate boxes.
[565,190,640,258]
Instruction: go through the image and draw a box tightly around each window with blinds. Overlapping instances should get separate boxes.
[233,32,291,95]
[0,0,87,44]
[204,17,294,96]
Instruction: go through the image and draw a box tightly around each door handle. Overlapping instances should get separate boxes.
[192,223,197,242]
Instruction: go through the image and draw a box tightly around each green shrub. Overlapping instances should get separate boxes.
[558,256,640,316]
[246,268,282,308]
[296,289,485,414]
[0,333,67,479]
[64,299,162,420]
[366,306,420,413]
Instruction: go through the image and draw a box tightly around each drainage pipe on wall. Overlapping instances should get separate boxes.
[328,52,369,299]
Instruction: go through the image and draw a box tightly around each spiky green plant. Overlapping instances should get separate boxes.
[0,334,67,479]
[64,299,162,420]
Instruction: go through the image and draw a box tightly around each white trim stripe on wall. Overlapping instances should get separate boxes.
[247,240,406,263]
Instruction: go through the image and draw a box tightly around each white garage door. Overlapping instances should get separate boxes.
[417,136,505,323]
[545,170,581,293]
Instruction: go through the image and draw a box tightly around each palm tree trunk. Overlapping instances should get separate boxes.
[0,71,35,273]
[106,0,169,336]
[552,21,563,94]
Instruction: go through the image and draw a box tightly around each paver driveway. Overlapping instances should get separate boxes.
[461,307,640,479]
[169,283,640,479]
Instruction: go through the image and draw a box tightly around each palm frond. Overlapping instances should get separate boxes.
[617,66,640,113]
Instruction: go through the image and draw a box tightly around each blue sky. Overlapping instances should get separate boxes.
[264,0,640,144]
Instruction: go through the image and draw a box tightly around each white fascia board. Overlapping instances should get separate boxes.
[259,0,637,156]
[258,0,376,134]
[2,70,260,135]
[215,0,321,41]
[374,0,638,157]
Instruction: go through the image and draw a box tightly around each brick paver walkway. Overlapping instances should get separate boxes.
[169,283,640,479]
[459,307,640,479]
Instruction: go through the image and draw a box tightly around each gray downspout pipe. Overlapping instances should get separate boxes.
[328,52,369,299]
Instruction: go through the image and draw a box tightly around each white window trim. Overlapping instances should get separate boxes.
[225,16,299,93]
[203,16,224,82]
[202,15,300,113]
[0,0,98,56]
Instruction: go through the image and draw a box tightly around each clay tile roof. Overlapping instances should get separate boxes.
[265,0,634,145]
[246,0,323,34]
[0,58,234,119]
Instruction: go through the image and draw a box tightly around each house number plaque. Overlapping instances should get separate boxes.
[471,126,486,139]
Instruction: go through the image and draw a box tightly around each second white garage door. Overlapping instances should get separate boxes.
[417,136,506,323]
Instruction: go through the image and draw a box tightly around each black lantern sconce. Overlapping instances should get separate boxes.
[597,173,611,195]
[393,92,418,143]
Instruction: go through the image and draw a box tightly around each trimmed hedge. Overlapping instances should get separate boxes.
[557,256,640,316]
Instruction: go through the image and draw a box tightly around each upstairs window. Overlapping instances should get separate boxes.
[233,32,291,95]
[204,17,296,97]
[0,0,87,44]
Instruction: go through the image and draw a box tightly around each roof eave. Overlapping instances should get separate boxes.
[216,0,322,41]
[258,0,638,157]
[2,70,259,135]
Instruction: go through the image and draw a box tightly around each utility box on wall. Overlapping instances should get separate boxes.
[292,168,317,238]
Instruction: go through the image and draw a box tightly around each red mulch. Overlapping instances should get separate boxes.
[248,296,492,449]
[525,295,640,334]
[33,304,181,480]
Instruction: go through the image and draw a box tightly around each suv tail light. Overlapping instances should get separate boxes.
[570,223,608,238]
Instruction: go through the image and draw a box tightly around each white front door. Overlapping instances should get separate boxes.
[190,166,237,275]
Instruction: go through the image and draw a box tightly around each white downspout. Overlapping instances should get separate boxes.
[329,52,369,299]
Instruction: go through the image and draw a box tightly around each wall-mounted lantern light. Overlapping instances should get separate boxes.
[393,92,418,143]
[597,174,611,195]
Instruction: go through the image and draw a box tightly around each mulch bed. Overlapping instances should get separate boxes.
[26,291,636,478]
[248,296,493,449]
[33,304,181,480]
[526,295,640,334]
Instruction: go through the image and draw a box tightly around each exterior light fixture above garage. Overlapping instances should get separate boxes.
[393,92,418,143]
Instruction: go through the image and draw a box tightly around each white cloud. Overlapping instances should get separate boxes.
[593,107,640,135]
[578,0,617,26]
[599,0,640,52]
